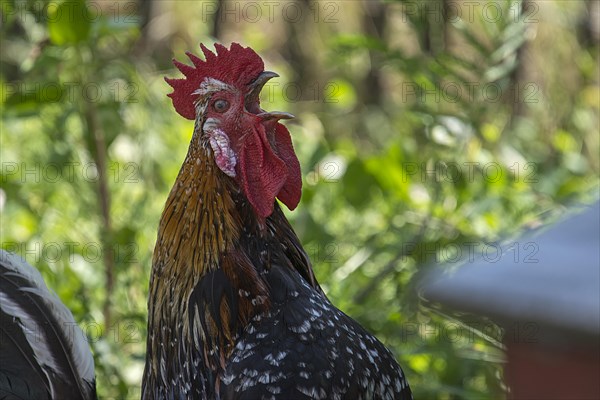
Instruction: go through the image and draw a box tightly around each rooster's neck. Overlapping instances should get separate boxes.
[143,138,271,397]
[143,134,317,398]
[152,140,239,274]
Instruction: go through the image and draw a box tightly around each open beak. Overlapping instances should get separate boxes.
[246,71,294,121]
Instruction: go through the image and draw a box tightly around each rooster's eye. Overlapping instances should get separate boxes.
[213,99,230,113]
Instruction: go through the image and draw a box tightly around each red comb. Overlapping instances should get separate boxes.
[165,43,265,119]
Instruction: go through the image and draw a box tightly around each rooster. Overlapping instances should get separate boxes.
[142,42,412,399]
[0,43,412,400]
[0,250,96,400]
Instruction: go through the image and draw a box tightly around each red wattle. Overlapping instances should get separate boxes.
[272,123,302,211]
[238,123,302,218]
[239,126,288,218]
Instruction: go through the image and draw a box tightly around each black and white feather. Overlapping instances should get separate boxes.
[0,250,96,400]
[219,264,413,400]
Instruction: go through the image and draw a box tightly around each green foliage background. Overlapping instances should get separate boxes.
[1,0,598,399]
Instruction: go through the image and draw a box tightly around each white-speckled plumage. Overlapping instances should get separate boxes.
[219,268,412,400]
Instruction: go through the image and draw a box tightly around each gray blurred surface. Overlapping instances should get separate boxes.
[423,202,600,339]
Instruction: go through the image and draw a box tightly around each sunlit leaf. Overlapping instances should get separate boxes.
[47,0,91,45]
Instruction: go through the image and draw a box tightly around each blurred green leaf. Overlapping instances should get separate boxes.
[47,0,91,45]
[342,159,377,209]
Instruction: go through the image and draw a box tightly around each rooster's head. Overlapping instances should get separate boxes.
[165,43,301,218]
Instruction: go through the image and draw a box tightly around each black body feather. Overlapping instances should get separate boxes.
[219,264,413,400]
[0,250,96,400]
[143,195,413,399]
